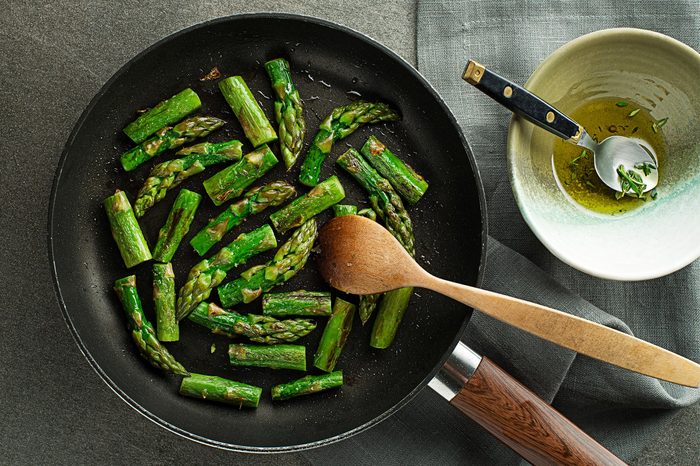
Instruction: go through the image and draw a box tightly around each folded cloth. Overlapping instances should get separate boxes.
[303,1,699,464]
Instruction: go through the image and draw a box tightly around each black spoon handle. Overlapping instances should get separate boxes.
[463,60,583,142]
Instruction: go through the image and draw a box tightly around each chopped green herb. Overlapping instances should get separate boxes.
[652,123,658,133]
[656,117,669,128]
[616,101,629,107]
[628,108,641,117]
[569,149,588,169]
[634,162,656,176]
[650,188,658,200]
[617,165,646,198]
[585,181,596,189]
[210,343,216,353]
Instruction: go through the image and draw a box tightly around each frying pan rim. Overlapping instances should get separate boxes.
[47,12,489,453]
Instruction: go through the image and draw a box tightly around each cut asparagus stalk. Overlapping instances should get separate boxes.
[152,189,201,263]
[153,263,178,342]
[357,207,377,221]
[228,343,306,371]
[113,275,188,376]
[202,144,279,206]
[120,116,225,172]
[354,209,381,325]
[123,88,202,143]
[361,135,428,205]
[180,373,261,408]
[271,371,343,401]
[218,219,317,308]
[219,76,277,147]
[333,204,358,217]
[313,298,355,372]
[134,139,242,218]
[262,291,332,317]
[370,286,413,349]
[190,181,295,256]
[269,176,345,234]
[298,100,400,187]
[104,190,152,268]
[177,224,277,319]
[265,58,306,169]
[189,302,316,344]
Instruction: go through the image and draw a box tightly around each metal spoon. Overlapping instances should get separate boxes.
[463,60,658,193]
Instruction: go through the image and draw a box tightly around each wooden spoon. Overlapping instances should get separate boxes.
[318,215,700,387]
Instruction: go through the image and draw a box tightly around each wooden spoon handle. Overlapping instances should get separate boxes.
[424,276,700,387]
[451,357,626,466]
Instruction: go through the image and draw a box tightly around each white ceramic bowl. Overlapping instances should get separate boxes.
[508,28,700,280]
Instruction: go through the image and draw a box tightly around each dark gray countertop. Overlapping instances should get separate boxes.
[1,1,696,464]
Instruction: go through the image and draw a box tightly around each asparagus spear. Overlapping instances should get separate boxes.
[202,145,279,206]
[190,181,295,256]
[134,140,242,218]
[262,291,332,317]
[219,76,277,147]
[351,208,381,325]
[180,373,261,408]
[228,343,306,371]
[313,298,355,372]
[370,287,413,348]
[361,135,428,205]
[264,58,306,169]
[123,88,201,143]
[176,224,278,319]
[153,263,178,342]
[113,275,188,376]
[357,208,377,221]
[298,100,400,187]
[333,204,358,216]
[189,302,316,344]
[104,190,152,268]
[271,371,343,401]
[152,189,201,263]
[269,176,346,234]
[218,219,317,308]
[120,116,224,172]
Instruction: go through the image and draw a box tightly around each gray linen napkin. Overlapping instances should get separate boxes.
[303,1,699,464]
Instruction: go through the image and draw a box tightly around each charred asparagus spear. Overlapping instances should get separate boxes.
[298,100,400,187]
[104,190,152,268]
[123,88,201,143]
[180,373,261,408]
[371,287,413,348]
[189,181,295,256]
[153,263,178,341]
[361,135,428,205]
[219,76,277,147]
[228,343,306,371]
[313,298,355,372]
[218,219,317,308]
[262,291,332,317]
[176,224,278,319]
[152,189,201,263]
[333,204,358,217]
[269,176,345,234]
[189,302,316,344]
[120,116,224,172]
[113,275,188,376]
[264,58,306,169]
[271,371,343,401]
[202,145,279,206]
[134,140,242,218]
[357,208,377,221]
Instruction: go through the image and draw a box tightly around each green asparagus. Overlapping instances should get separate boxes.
[202,145,279,206]
[189,181,295,256]
[123,88,201,143]
[228,343,306,371]
[120,116,224,172]
[152,189,201,263]
[113,275,188,376]
[180,373,261,408]
[333,204,358,217]
[370,287,413,348]
[104,190,152,268]
[219,76,277,147]
[298,100,400,187]
[218,219,317,308]
[153,263,178,342]
[262,291,332,317]
[357,208,377,221]
[269,176,346,234]
[313,298,355,372]
[361,135,428,205]
[189,302,316,344]
[176,224,278,319]
[134,139,242,218]
[264,58,306,169]
[271,371,343,401]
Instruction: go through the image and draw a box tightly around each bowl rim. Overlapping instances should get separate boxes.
[507,27,700,281]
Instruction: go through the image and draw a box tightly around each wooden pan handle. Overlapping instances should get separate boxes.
[450,357,626,466]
